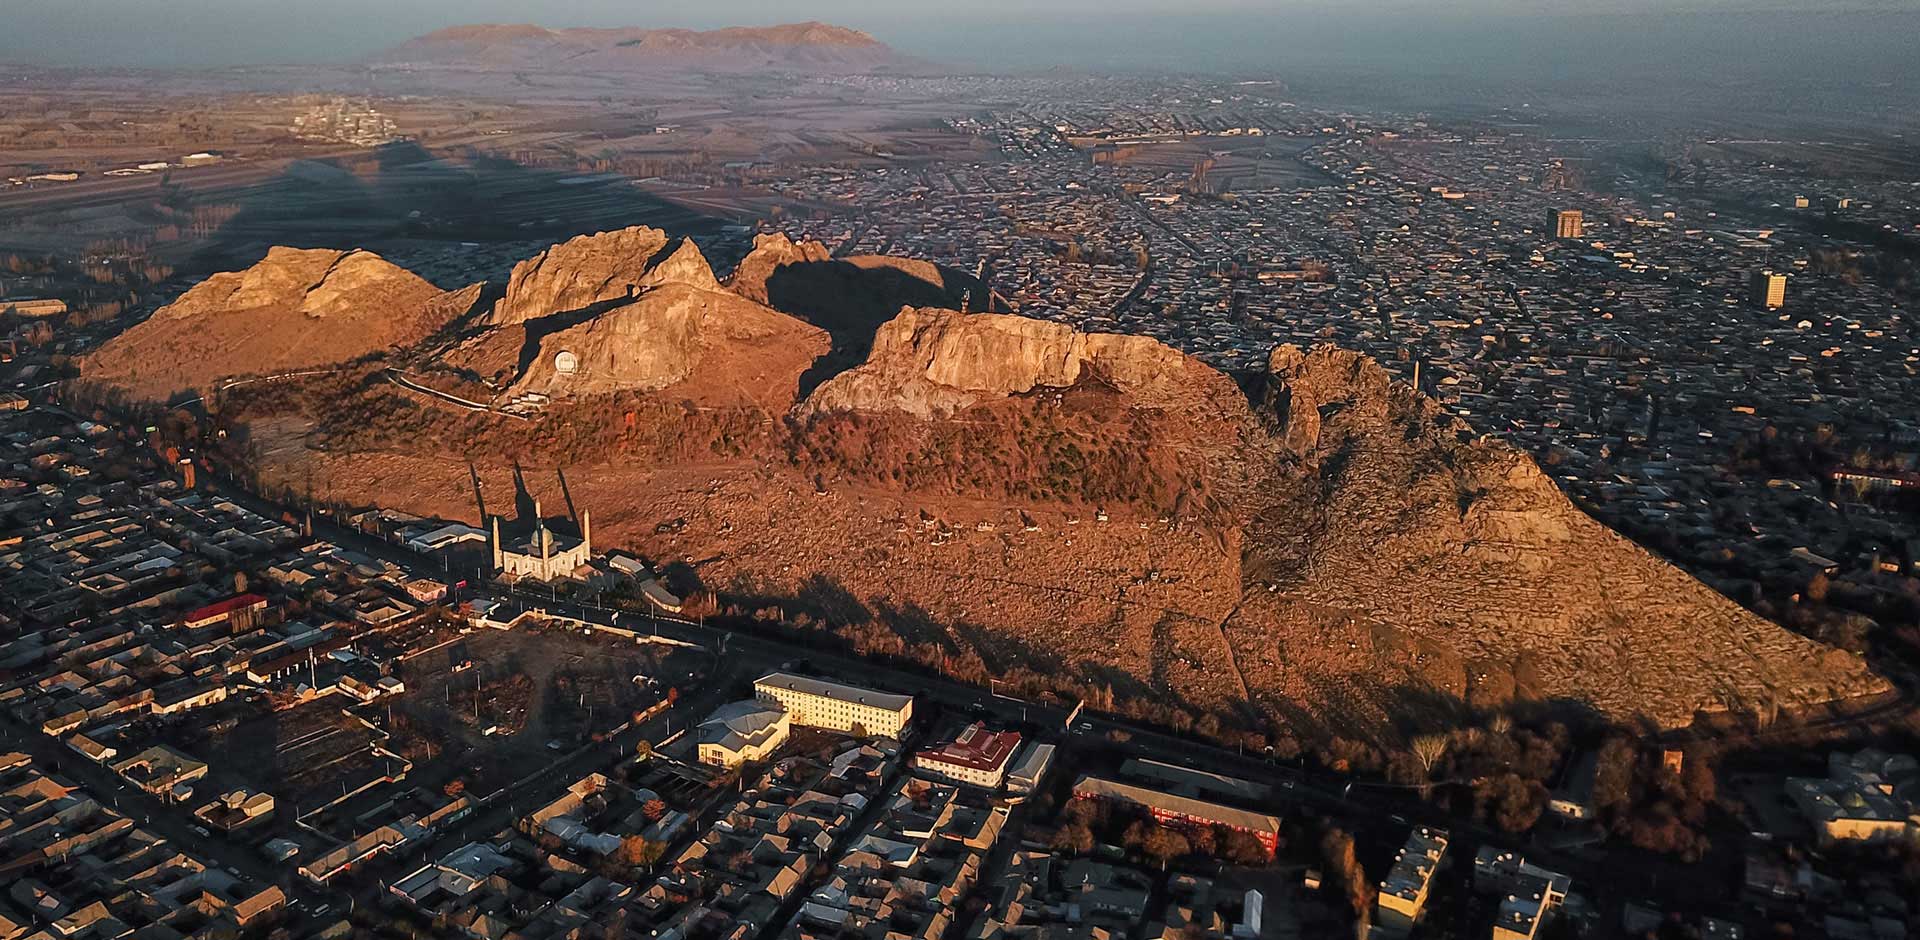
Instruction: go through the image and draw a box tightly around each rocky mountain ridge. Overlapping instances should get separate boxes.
[484,227,676,327]
[1234,345,1877,725]
[92,227,1891,733]
[727,232,833,306]
[80,246,475,401]
[442,228,824,409]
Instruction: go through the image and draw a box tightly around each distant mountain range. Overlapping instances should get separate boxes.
[370,22,917,74]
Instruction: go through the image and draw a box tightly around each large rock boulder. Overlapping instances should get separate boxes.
[727,231,832,305]
[485,226,672,326]
[508,282,827,403]
[802,307,1212,418]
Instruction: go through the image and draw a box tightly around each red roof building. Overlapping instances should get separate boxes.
[179,593,268,630]
[1071,774,1281,858]
[914,723,1022,788]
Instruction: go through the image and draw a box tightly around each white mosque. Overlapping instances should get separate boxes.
[490,500,592,582]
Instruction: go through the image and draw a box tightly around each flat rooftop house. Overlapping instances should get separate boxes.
[1376,827,1449,933]
[111,744,208,798]
[1119,757,1271,802]
[1492,877,1557,940]
[1476,848,1571,940]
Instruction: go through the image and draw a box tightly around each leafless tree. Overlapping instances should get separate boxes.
[1411,734,1449,778]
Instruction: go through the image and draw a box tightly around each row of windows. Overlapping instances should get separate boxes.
[757,689,908,733]
[917,760,1004,786]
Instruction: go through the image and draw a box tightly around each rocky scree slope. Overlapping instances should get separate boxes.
[1228,344,1887,726]
[785,313,1885,727]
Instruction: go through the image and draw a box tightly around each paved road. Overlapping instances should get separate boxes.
[384,369,526,420]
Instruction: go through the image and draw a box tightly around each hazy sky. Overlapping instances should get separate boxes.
[3,0,1919,75]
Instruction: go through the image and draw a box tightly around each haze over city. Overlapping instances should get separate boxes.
[2,3,1919,940]
[7,0,1920,88]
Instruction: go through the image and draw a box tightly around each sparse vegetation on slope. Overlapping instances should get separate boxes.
[108,229,1888,741]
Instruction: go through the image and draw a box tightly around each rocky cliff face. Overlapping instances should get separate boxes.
[727,232,833,306]
[637,237,721,292]
[802,307,1218,418]
[485,226,672,327]
[437,233,826,409]
[1262,343,1410,455]
[725,238,999,373]
[159,247,441,324]
[507,282,826,402]
[82,246,461,400]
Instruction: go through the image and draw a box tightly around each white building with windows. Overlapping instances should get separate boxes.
[490,500,591,582]
[753,673,913,739]
[696,700,792,767]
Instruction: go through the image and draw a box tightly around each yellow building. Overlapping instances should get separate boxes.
[1553,209,1584,240]
[696,700,791,767]
[754,672,913,739]
[0,298,66,318]
[1750,270,1788,309]
[1375,827,1449,934]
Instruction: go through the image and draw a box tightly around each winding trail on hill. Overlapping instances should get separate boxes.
[1212,601,1254,703]
[385,369,528,420]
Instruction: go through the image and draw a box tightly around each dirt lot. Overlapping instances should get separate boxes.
[384,628,706,796]
[201,699,395,813]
